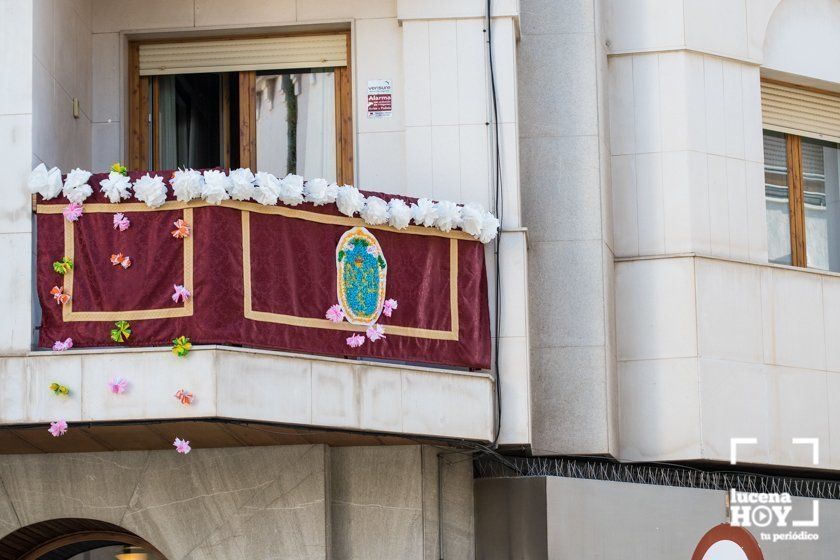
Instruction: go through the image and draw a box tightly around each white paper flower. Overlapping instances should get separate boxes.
[202,170,231,205]
[478,211,501,243]
[133,173,167,208]
[304,178,338,206]
[277,173,304,206]
[63,168,93,204]
[99,171,132,203]
[460,203,484,237]
[336,185,365,217]
[28,164,63,200]
[434,200,462,233]
[228,168,256,201]
[170,168,204,202]
[410,198,437,227]
[387,198,412,230]
[360,196,389,225]
[253,171,280,206]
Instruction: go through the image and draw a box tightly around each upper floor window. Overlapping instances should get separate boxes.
[761,80,840,271]
[128,33,353,184]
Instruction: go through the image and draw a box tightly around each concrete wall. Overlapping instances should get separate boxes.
[596,0,840,467]
[476,475,840,559]
[519,0,618,455]
[0,444,474,560]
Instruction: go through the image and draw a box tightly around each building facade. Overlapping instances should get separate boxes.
[0,0,839,558]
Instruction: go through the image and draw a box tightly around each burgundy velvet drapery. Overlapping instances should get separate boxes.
[36,171,491,369]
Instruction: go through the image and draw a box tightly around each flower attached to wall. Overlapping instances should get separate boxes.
[174,389,194,405]
[173,437,191,454]
[171,285,191,303]
[382,299,398,317]
[49,382,70,396]
[111,320,131,343]
[171,336,192,357]
[48,420,68,437]
[53,257,74,275]
[62,202,83,222]
[63,168,93,204]
[134,173,168,208]
[108,376,128,394]
[171,219,191,239]
[110,253,132,269]
[52,338,73,351]
[50,286,70,305]
[110,162,128,176]
[113,212,130,231]
[346,333,365,348]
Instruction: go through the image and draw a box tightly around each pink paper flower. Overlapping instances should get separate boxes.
[108,376,128,394]
[62,203,83,222]
[366,324,386,342]
[326,304,344,323]
[48,419,68,437]
[346,333,365,348]
[172,284,191,303]
[366,245,378,256]
[382,299,398,317]
[113,212,130,231]
[52,338,73,351]
[173,437,191,454]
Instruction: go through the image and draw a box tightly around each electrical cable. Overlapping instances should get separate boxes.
[486,0,504,449]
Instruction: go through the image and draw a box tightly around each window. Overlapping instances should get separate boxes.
[128,33,353,184]
[761,80,840,271]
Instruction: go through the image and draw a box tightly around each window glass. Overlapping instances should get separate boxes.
[256,70,336,181]
[156,73,225,170]
[763,130,792,265]
[802,137,840,272]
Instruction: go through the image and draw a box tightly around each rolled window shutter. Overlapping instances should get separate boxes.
[139,34,347,76]
[761,80,840,144]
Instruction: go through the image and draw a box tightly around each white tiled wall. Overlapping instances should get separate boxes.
[616,256,840,468]
[608,51,767,263]
[0,1,33,354]
[33,0,92,171]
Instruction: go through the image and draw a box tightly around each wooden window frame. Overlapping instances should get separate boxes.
[785,133,807,268]
[128,32,354,184]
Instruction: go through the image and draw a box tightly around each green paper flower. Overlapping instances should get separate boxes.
[111,320,132,343]
[171,336,192,357]
[49,382,70,396]
[111,162,128,176]
[53,257,74,275]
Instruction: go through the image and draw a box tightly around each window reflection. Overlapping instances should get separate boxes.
[764,131,792,265]
[256,70,337,182]
[802,137,840,272]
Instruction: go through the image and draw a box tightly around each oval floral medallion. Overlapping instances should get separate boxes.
[336,227,387,325]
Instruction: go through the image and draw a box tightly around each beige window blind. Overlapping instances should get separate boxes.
[761,80,840,144]
[139,34,347,76]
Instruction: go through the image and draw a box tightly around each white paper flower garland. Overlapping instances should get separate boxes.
[28,167,501,243]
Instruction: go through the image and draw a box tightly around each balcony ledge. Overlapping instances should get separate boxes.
[0,346,495,442]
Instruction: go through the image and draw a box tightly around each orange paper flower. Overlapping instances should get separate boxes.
[50,286,70,305]
[174,389,194,406]
[172,219,191,239]
[110,253,132,269]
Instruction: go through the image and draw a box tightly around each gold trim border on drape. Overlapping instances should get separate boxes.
[38,200,463,338]
[58,207,194,322]
[241,211,460,340]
